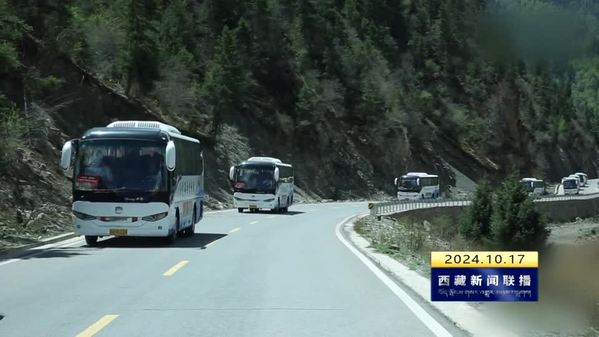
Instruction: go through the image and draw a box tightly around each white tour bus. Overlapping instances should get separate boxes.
[228,157,294,213]
[60,121,204,245]
[519,178,545,197]
[574,172,588,187]
[561,176,580,195]
[394,172,440,200]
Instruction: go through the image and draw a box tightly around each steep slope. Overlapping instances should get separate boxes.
[1,0,599,246]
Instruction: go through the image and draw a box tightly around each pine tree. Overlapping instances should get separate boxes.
[201,25,247,136]
[490,176,548,250]
[460,181,493,242]
[124,0,159,96]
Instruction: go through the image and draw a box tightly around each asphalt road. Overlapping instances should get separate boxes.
[0,202,466,337]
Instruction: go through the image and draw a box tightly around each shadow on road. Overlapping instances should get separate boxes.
[1,233,228,261]
[243,210,305,216]
[93,232,227,249]
[8,247,90,261]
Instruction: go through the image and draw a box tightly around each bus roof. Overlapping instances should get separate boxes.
[82,126,199,144]
[248,157,282,163]
[245,157,292,167]
[520,178,543,182]
[402,172,437,178]
[103,120,199,143]
[108,120,179,133]
[406,172,428,176]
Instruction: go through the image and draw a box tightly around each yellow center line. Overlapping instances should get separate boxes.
[163,260,189,276]
[250,221,259,225]
[229,227,241,233]
[76,314,118,337]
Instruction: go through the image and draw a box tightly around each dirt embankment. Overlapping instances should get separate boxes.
[356,213,599,336]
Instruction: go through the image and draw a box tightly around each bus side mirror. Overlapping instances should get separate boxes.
[166,141,176,171]
[60,141,73,170]
[229,166,235,181]
[274,167,280,181]
[394,178,398,186]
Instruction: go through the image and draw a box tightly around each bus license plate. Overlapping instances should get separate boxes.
[110,229,127,236]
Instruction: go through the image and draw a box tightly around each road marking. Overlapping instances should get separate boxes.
[229,227,241,233]
[267,215,277,219]
[205,241,217,248]
[335,216,453,337]
[249,221,259,224]
[163,260,189,276]
[76,314,118,337]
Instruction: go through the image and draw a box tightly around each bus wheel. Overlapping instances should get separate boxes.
[238,208,244,213]
[183,206,196,237]
[283,197,290,213]
[166,212,179,244]
[85,236,98,246]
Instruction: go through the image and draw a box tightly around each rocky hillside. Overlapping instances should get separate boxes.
[1,0,599,246]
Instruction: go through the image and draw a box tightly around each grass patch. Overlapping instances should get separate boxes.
[355,214,470,276]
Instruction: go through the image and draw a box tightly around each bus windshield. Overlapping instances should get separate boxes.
[398,177,421,192]
[74,139,167,192]
[233,165,275,194]
[520,181,533,192]
[563,180,578,189]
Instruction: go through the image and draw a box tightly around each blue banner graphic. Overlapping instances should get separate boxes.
[431,267,538,302]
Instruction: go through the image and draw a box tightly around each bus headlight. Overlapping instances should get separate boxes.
[73,210,96,220]
[142,212,168,222]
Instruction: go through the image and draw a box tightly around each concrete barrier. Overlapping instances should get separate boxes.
[389,206,464,224]
[535,198,599,222]
[387,198,599,223]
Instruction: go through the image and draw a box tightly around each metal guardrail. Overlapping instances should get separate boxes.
[369,192,599,217]
[369,198,471,217]
[533,192,599,202]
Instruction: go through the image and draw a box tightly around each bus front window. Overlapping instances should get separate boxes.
[234,165,275,194]
[563,180,577,189]
[520,182,533,192]
[398,177,420,192]
[75,140,167,192]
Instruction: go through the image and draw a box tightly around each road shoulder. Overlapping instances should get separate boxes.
[340,215,519,337]
[0,232,77,261]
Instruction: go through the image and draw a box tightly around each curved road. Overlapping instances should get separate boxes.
[0,202,466,337]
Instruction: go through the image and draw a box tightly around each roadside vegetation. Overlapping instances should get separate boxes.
[355,177,599,335]
[356,176,549,271]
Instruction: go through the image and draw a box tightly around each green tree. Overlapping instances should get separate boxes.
[0,0,23,73]
[490,176,548,250]
[0,95,26,170]
[460,181,493,242]
[124,0,159,96]
[201,25,248,136]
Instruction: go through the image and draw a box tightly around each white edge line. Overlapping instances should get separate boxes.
[0,236,85,267]
[335,215,453,337]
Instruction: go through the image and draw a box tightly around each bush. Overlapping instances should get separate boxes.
[490,176,548,249]
[460,181,493,242]
[0,95,26,169]
[0,41,19,73]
